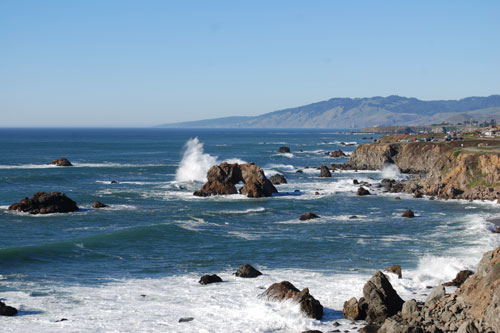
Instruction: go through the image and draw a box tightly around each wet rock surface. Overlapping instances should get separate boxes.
[299,212,320,221]
[269,173,287,185]
[234,264,262,278]
[199,274,223,285]
[49,157,73,166]
[9,191,79,214]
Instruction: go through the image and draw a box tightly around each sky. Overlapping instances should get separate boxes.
[1,1,499,127]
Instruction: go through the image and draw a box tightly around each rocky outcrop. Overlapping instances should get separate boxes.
[234,264,262,278]
[92,201,108,208]
[443,270,474,287]
[269,173,287,185]
[319,165,331,177]
[330,149,346,158]
[9,192,79,214]
[278,146,290,153]
[299,212,320,221]
[402,209,415,218]
[199,274,223,285]
[0,301,17,316]
[357,187,370,196]
[194,163,278,198]
[50,157,73,166]
[260,281,323,319]
[385,265,402,279]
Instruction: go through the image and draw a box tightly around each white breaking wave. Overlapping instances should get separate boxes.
[380,164,404,180]
[175,138,218,182]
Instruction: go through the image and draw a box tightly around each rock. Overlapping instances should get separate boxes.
[492,227,500,233]
[9,192,79,214]
[178,317,194,323]
[296,169,303,173]
[110,180,119,184]
[330,149,346,158]
[401,299,418,317]
[363,271,404,324]
[199,274,223,285]
[260,281,323,319]
[92,201,108,208]
[395,196,401,200]
[353,179,359,185]
[49,157,73,166]
[319,165,331,177]
[402,209,415,218]
[443,270,474,287]
[359,323,381,333]
[234,264,262,278]
[269,173,287,185]
[413,192,423,198]
[0,301,17,316]
[278,146,291,153]
[299,212,320,221]
[342,297,366,320]
[425,285,445,306]
[194,162,278,198]
[385,265,402,278]
[357,187,370,196]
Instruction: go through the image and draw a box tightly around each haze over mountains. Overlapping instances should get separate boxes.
[160,95,500,129]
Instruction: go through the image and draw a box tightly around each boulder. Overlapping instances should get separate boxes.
[401,299,418,317]
[92,201,108,208]
[385,265,402,278]
[395,196,401,200]
[0,301,17,316]
[278,146,291,153]
[357,187,371,196]
[194,162,278,198]
[300,212,320,221]
[359,323,381,333]
[178,317,194,323]
[49,157,73,166]
[402,209,415,218]
[260,281,323,319]
[319,165,331,177]
[413,192,423,199]
[425,285,445,306]
[330,149,346,158]
[234,264,262,278]
[296,170,303,173]
[110,180,119,184]
[343,297,367,320]
[443,270,474,287]
[353,179,359,185]
[9,192,79,214]
[199,274,223,285]
[362,271,404,324]
[269,173,287,185]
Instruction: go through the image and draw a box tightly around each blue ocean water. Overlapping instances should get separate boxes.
[0,128,498,332]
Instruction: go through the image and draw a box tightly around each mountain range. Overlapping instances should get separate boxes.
[159,95,500,128]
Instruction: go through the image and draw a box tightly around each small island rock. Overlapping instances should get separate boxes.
[299,212,320,221]
[199,274,223,285]
[402,209,415,218]
[357,187,370,196]
[9,192,79,214]
[319,165,331,177]
[49,157,73,166]
[234,264,262,278]
[269,174,287,185]
[92,201,108,208]
[278,146,291,153]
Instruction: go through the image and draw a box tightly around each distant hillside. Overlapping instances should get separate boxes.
[159,95,500,129]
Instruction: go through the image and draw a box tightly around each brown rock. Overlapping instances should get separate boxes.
[234,264,262,278]
[330,149,346,158]
[260,281,323,319]
[269,173,287,185]
[402,209,415,218]
[49,157,73,166]
[443,270,474,287]
[385,265,402,279]
[395,196,401,200]
[342,297,366,320]
[92,201,108,208]
[9,192,79,214]
[357,187,370,196]
[363,271,404,324]
[199,274,223,285]
[299,212,320,221]
[319,165,331,177]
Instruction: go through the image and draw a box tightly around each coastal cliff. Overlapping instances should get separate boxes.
[342,140,500,201]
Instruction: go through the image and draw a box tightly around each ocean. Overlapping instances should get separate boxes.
[0,128,499,332]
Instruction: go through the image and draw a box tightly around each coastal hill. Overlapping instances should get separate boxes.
[160,95,500,129]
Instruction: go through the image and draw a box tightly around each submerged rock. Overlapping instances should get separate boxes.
[260,281,323,319]
[269,173,287,185]
[178,317,194,323]
[234,264,262,278]
[193,162,278,198]
[278,146,291,153]
[199,274,223,285]
[9,192,79,214]
[299,212,320,221]
[92,201,108,208]
[0,301,17,316]
[319,165,331,177]
[330,149,346,158]
[357,187,370,196]
[49,157,73,166]
[402,209,415,218]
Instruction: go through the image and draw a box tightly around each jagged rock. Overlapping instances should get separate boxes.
[425,285,445,306]
[319,165,331,177]
[269,173,287,185]
[343,297,366,320]
[92,201,108,208]
[443,270,474,287]
[385,265,402,278]
[278,146,290,153]
[401,299,418,317]
[357,187,370,196]
[260,281,323,319]
[194,162,278,198]
[353,179,359,185]
[9,192,79,214]
[402,209,415,218]
[49,157,73,166]
[0,301,17,316]
[199,274,223,285]
[330,149,346,158]
[234,264,262,278]
[363,271,404,324]
[299,212,320,221]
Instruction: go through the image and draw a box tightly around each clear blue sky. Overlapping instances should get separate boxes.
[1,0,499,127]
